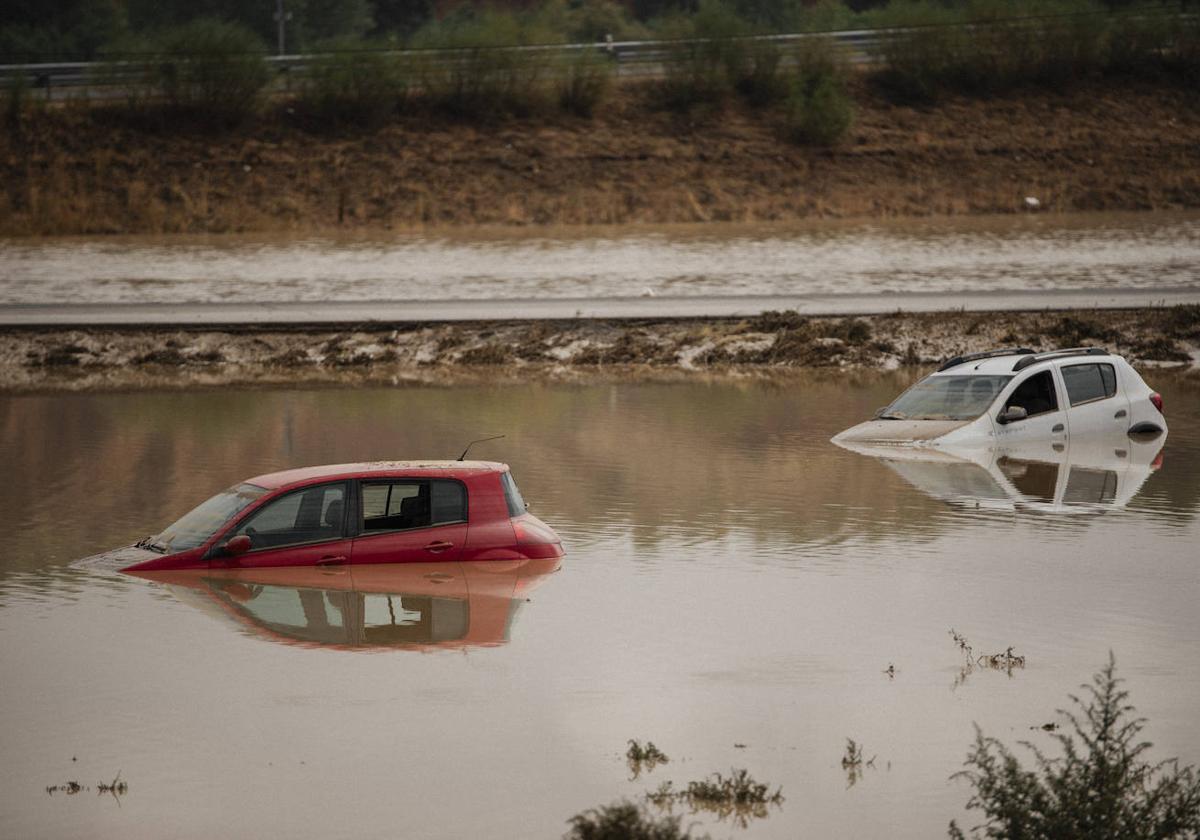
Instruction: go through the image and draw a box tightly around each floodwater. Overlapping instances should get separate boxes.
[2,211,1199,305]
[1,374,1198,839]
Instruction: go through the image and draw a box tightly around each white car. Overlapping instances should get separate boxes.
[836,427,1165,515]
[833,347,1166,450]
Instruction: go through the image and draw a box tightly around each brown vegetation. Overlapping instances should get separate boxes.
[2,78,1199,236]
[2,306,1195,392]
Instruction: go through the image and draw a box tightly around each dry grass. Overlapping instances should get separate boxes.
[3,78,1199,236]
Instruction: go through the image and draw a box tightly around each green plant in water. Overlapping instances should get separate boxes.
[565,800,707,840]
[949,654,1200,839]
[627,739,670,778]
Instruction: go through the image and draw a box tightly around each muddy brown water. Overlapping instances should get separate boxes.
[2,211,1199,305]
[1,372,1198,839]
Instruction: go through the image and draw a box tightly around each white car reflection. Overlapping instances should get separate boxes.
[836,429,1166,514]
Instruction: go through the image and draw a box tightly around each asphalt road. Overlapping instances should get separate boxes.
[1,288,1197,328]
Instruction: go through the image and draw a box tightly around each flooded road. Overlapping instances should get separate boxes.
[2,212,1198,306]
[1,373,1199,839]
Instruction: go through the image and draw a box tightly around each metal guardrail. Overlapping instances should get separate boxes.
[0,8,1188,95]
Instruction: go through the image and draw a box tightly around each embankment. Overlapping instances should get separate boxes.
[3,307,1196,392]
[3,79,1199,236]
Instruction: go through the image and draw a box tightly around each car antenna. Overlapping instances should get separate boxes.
[457,435,505,461]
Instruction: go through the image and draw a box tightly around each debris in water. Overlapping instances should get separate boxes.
[884,663,896,679]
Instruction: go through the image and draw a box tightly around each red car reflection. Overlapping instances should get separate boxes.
[129,558,561,651]
[113,461,563,572]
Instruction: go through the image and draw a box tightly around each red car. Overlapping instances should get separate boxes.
[108,461,563,572]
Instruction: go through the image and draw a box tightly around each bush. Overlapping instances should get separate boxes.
[736,38,791,107]
[565,801,705,840]
[297,42,410,128]
[949,655,1200,839]
[785,40,852,145]
[411,10,554,119]
[656,0,750,110]
[556,50,613,116]
[152,19,271,125]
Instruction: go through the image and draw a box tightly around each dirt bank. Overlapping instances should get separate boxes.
[3,307,1196,392]
[3,79,1199,236]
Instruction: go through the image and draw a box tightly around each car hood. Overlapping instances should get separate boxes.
[832,418,973,447]
[73,543,161,571]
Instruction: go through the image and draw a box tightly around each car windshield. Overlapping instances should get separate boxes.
[881,375,1013,421]
[149,483,268,554]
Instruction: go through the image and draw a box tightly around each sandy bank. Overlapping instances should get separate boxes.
[3,79,1199,236]
[3,307,1196,392]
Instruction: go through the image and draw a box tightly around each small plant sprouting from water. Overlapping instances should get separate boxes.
[627,739,670,778]
[645,769,783,828]
[948,654,1200,839]
[46,770,127,801]
[950,629,1026,689]
[842,738,877,788]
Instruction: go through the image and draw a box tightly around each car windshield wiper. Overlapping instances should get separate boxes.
[135,536,168,554]
[877,412,907,420]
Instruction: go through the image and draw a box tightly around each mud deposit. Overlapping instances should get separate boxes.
[4,306,1197,392]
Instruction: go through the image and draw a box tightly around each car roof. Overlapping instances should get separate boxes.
[246,460,507,490]
[933,349,1120,376]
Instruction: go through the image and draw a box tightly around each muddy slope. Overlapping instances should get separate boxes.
[4,307,1197,392]
[3,79,1199,236]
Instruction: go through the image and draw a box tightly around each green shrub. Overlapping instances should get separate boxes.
[566,801,705,840]
[556,50,613,116]
[153,19,271,124]
[656,0,750,110]
[785,39,852,146]
[411,10,554,119]
[736,37,791,107]
[949,655,1200,839]
[297,42,409,128]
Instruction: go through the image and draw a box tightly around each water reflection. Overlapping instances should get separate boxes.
[130,559,560,651]
[837,430,1166,514]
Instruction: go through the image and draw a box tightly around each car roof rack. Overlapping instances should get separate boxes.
[936,347,1036,372]
[1012,347,1109,372]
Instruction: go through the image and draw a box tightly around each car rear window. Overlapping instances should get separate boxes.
[501,471,526,518]
[361,480,466,532]
[1062,363,1117,406]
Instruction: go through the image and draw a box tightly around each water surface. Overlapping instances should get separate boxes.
[1,373,1198,839]
[2,211,1198,305]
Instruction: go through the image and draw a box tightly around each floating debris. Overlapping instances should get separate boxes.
[949,629,1026,689]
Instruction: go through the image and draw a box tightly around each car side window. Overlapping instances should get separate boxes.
[232,483,347,551]
[1061,363,1118,406]
[361,480,466,533]
[1003,370,1059,418]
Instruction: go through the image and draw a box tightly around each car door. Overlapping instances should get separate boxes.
[1059,362,1130,436]
[221,481,353,569]
[350,478,468,564]
[993,369,1068,445]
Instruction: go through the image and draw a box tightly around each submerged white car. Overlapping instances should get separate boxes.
[838,427,1165,515]
[833,347,1166,449]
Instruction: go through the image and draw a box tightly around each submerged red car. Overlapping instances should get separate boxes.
[105,461,563,572]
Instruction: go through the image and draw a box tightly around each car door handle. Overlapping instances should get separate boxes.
[423,572,455,583]
[1115,409,1127,418]
[424,540,454,553]
[1052,424,1065,433]
[316,555,346,566]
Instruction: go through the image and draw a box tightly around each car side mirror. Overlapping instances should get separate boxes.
[222,534,252,557]
[998,405,1028,425]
